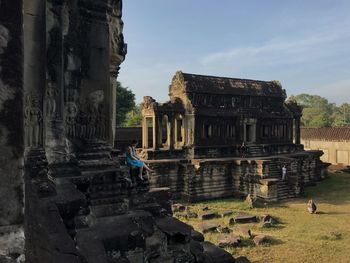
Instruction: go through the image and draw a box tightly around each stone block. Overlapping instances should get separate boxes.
[200,211,219,220]
[199,222,220,233]
[218,234,241,248]
[155,217,192,243]
[172,203,186,213]
[253,235,269,245]
[202,241,235,263]
[220,210,234,217]
[191,229,204,242]
[190,240,205,263]
[236,256,251,263]
[230,215,257,224]
[234,226,252,238]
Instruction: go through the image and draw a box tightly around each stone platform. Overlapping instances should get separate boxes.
[24,141,236,263]
[146,150,328,202]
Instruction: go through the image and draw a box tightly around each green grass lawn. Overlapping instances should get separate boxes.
[175,172,350,263]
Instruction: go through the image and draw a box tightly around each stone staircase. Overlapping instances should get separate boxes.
[266,162,295,200]
[77,140,119,173]
[247,145,265,157]
[71,140,153,227]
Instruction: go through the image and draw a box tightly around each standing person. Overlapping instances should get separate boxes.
[126,140,154,180]
[282,165,287,181]
[240,141,247,158]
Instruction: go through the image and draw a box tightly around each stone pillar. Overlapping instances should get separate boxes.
[243,122,247,142]
[109,77,118,144]
[0,0,25,257]
[108,0,126,144]
[142,117,149,148]
[152,115,159,150]
[24,0,46,149]
[168,116,175,150]
[157,115,163,148]
[295,117,301,144]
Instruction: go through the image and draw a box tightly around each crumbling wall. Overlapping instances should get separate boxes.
[0,0,25,260]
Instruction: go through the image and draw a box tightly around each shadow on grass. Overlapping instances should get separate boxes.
[239,238,255,248]
[317,232,342,241]
[239,237,285,248]
[316,211,350,215]
[266,237,285,246]
[260,223,286,230]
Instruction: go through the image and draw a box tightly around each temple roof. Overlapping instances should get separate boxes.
[179,71,286,97]
[301,127,350,141]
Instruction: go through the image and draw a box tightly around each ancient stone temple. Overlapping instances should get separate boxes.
[141,71,327,201]
[1,1,236,262]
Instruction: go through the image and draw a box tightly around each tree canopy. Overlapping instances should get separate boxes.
[124,104,142,127]
[289,94,350,127]
[116,81,136,127]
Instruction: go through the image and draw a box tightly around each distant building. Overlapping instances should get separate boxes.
[301,127,350,165]
[139,71,325,202]
[141,71,303,159]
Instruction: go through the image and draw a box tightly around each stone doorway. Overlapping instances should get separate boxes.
[245,122,256,143]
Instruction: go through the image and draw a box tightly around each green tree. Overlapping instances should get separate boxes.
[332,103,350,127]
[116,81,136,127]
[124,104,142,127]
[290,94,334,127]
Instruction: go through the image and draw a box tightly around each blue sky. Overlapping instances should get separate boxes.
[118,0,350,105]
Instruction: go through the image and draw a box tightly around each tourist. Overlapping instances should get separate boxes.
[126,140,154,180]
[282,165,287,181]
[240,141,247,158]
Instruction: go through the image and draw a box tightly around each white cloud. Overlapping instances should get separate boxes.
[201,28,350,66]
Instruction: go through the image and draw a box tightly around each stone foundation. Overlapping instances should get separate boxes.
[147,150,327,202]
[24,142,236,263]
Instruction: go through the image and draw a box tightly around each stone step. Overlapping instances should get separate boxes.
[90,196,128,206]
[77,152,111,160]
[80,167,120,177]
[78,160,118,167]
[83,146,112,152]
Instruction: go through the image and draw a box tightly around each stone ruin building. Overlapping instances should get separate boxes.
[141,71,328,202]
[0,1,236,262]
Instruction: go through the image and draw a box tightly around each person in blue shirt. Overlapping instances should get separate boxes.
[126,140,154,180]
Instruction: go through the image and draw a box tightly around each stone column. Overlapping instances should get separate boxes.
[243,122,247,142]
[24,0,46,149]
[152,115,159,150]
[0,0,25,256]
[157,115,163,148]
[109,76,118,144]
[168,116,175,150]
[295,117,301,144]
[108,0,126,144]
[142,117,149,148]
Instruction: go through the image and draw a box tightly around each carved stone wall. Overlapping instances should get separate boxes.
[0,0,25,260]
[147,151,326,202]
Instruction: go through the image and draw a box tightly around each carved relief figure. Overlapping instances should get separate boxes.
[65,102,78,137]
[86,90,104,139]
[24,94,43,147]
[143,96,156,110]
[76,111,87,138]
[45,81,58,118]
